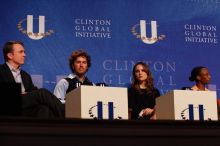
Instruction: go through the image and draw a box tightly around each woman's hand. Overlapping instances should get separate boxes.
[142,108,154,116]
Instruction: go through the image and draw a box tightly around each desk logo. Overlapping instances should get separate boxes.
[180,104,210,121]
[89,101,122,120]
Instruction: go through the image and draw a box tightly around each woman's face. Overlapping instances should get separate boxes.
[198,68,211,84]
[134,64,148,83]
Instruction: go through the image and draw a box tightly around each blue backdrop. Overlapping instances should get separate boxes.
[0,0,219,97]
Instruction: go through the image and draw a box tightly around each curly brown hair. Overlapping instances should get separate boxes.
[69,49,91,73]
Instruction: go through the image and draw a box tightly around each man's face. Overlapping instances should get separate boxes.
[72,56,88,76]
[8,44,26,67]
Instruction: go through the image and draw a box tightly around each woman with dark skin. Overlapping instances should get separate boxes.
[189,66,211,91]
[128,62,160,120]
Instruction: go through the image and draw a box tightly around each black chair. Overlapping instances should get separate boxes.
[181,86,192,90]
[96,83,108,87]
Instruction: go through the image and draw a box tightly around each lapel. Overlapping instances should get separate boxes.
[2,63,16,83]
[20,70,29,90]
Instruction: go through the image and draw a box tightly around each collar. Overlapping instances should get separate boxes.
[191,85,209,91]
[67,73,77,79]
[6,62,21,72]
[67,73,89,83]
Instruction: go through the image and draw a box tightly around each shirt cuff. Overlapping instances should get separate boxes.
[139,110,144,117]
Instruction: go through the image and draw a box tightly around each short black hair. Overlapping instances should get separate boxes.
[189,66,207,82]
[3,41,24,62]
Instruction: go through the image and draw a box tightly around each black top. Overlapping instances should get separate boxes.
[128,87,160,120]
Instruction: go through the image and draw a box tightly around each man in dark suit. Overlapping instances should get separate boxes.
[0,41,64,118]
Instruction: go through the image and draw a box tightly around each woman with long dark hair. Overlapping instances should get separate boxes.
[128,62,160,120]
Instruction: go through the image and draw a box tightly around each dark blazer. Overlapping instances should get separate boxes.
[0,63,37,92]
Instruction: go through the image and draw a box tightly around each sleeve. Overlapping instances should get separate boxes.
[152,88,160,107]
[154,88,161,98]
[53,79,69,104]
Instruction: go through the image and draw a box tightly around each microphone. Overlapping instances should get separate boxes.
[96,83,108,87]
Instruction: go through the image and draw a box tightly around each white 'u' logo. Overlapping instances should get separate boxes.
[140,20,157,44]
[27,15,45,40]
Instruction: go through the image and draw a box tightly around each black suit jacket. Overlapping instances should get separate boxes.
[0,63,37,92]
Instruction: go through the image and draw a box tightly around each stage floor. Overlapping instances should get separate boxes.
[1,117,220,146]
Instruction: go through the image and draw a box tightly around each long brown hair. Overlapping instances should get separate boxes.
[131,62,154,94]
